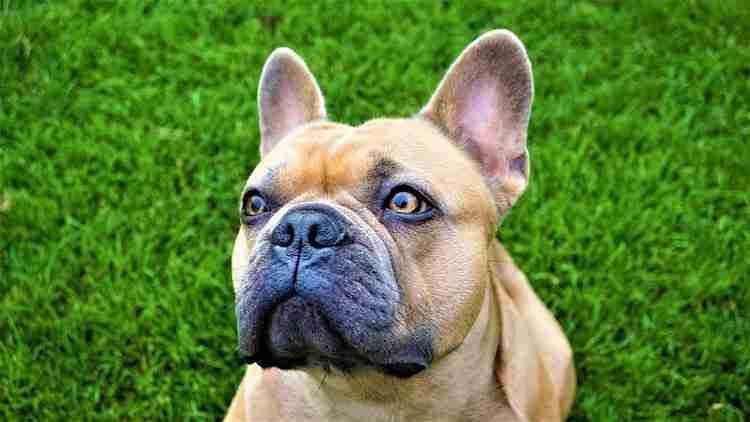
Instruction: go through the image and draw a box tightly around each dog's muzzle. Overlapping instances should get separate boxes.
[235,203,432,377]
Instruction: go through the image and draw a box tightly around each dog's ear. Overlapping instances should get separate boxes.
[258,48,326,156]
[421,30,533,213]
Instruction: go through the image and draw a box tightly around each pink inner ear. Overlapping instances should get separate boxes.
[459,79,504,176]
[277,81,306,134]
[262,77,308,156]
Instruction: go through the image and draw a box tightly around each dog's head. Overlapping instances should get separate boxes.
[232,30,533,378]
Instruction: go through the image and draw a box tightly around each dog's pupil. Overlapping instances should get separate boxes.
[393,192,414,210]
[250,196,265,213]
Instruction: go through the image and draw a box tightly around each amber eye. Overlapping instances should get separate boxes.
[244,194,267,217]
[387,190,424,214]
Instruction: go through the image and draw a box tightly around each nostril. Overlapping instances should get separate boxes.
[308,223,320,247]
[309,222,332,249]
[272,222,295,247]
[309,220,348,249]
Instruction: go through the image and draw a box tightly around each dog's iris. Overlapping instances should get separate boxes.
[244,194,267,216]
[388,190,424,214]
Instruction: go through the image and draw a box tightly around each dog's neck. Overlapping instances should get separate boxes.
[252,275,511,421]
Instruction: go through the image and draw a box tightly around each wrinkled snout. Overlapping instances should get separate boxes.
[234,202,432,377]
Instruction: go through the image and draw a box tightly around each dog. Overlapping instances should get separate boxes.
[225,30,575,421]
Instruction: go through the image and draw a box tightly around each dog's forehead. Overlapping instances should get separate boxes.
[249,118,488,201]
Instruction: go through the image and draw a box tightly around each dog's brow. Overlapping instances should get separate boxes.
[243,162,286,196]
[367,157,402,183]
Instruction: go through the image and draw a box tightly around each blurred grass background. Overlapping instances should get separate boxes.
[1,0,749,420]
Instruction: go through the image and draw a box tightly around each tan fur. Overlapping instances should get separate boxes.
[227,119,574,421]
[226,30,575,421]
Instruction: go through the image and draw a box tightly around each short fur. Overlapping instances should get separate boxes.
[226,30,575,421]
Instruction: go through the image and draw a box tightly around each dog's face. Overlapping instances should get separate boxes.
[232,31,533,378]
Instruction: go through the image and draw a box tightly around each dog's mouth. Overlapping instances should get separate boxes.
[238,293,429,378]
[249,294,361,371]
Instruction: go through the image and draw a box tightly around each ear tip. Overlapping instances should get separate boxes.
[476,29,523,45]
[479,29,523,43]
[260,46,320,97]
[265,47,305,68]
[472,29,533,92]
[474,29,529,58]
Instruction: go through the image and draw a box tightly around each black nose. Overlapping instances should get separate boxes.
[271,204,349,249]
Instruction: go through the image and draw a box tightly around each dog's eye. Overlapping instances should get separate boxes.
[386,188,428,214]
[243,193,267,217]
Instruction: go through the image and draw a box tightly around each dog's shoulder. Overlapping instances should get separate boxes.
[491,241,576,419]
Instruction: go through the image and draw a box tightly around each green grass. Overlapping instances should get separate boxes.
[1,0,749,420]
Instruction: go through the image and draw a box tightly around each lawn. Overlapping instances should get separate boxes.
[1,1,749,420]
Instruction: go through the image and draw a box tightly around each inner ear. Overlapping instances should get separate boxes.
[258,48,327,156]
[420,30,533,212]
[455,77,507,175]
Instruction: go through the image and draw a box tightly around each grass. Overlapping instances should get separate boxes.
[1,0,749,420]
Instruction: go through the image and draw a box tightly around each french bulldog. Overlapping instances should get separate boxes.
[226,30,575,421]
